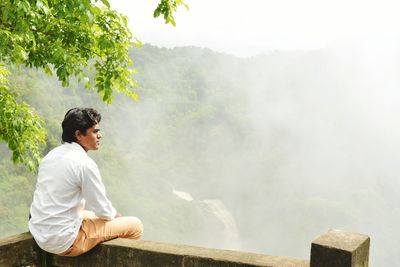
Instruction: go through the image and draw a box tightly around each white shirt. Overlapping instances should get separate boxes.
[29,142,117,254]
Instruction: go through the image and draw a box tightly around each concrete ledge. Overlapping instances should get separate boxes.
[0,230,370,267]
[53,238,309,267]
[0,232,308,267]
[0,232,42,266]
[310,229,370,267]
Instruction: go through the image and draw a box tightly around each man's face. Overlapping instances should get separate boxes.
[75,123,102,151]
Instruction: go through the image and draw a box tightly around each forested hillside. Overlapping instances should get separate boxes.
[1,43,399,266]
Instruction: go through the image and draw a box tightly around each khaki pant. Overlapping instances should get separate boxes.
[58,211,143,257]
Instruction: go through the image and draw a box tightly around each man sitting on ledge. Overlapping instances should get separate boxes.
[29,108,143,256]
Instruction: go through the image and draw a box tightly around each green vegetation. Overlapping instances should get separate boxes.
[0,0,186,170]
[0,66,45,171]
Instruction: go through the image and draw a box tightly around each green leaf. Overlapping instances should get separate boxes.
[100,0,111,8]
[44,65,53,76]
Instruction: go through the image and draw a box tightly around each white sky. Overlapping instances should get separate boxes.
[110,0,400,57]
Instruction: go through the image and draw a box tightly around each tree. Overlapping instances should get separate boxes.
[0,0,187,171]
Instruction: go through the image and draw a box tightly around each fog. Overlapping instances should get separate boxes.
[82,36,400,266]
[110,0,400,57]
[0,34,396,265]
[0,2,398,266]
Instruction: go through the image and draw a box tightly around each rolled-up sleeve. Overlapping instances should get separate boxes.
[80,160,117,220]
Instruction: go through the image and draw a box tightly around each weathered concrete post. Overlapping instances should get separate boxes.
[310,229,370,267]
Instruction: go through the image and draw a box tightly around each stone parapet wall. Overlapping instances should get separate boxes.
[0,230,369,267]
[52,238,309,267]
[0,232,43,266]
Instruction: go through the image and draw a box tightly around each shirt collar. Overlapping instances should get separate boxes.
[64,142,87,154]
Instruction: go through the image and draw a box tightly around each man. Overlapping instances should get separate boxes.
[29,108,143,256]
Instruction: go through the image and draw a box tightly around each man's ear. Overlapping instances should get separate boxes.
[75,130,82,141]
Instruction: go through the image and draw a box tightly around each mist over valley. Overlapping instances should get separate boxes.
[1,41,399,266]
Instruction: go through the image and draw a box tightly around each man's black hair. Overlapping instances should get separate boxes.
[61,108,101,143]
